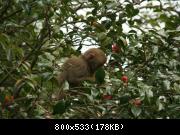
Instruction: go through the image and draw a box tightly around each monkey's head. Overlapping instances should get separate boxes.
[83,48,107,73]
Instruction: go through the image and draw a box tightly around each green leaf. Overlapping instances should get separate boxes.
[156,99,165,111]
[163,80,170,90]
[101,37,113,47]
[53,100,66,115]
[174,83,180,93]
[35,105,46,115]
[0,94,5,103]
[126,4,139,17]
[173,36,180,41]
[0,33,10,46]
[95,68,106,84]
[153,46,158,54]
[97,32,106,41]
[7,49,12,61]
[25,78,36,90]
[131,106,142,117]
[145,88,153,98]
[119,95,130,104]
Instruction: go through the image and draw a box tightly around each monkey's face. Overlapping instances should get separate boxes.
[83,48,106,73]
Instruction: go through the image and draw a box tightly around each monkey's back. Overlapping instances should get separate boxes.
[62,56,90,85]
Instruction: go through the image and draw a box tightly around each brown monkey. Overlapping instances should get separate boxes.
[57,48,106,87]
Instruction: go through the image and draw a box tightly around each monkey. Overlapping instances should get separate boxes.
[56,48,107,88]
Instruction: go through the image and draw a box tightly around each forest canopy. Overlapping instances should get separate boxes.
[0,0,180,119]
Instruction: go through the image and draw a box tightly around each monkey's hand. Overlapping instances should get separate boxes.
[77,74,96,83]
[84,74,96,82]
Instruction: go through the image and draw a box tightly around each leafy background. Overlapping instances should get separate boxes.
[0,0,180,119]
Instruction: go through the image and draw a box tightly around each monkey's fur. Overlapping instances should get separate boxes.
[57,48,106,87]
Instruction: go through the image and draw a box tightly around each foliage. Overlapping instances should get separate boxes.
[0,0,180,119]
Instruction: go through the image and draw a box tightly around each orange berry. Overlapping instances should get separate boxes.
[4,95,14,104]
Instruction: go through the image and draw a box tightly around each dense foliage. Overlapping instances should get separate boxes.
[0,0,180,119]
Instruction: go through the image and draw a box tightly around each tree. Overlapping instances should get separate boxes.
[0,0,180,119]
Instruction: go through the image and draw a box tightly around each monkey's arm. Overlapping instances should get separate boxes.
[53,72,67,100]
[56,71,67,87]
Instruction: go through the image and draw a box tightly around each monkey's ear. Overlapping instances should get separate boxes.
[87,53,95,59]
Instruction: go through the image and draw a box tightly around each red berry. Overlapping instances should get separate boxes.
[121,75,128,83]
[102,95,113,100]
[112,44,120,53]
[132,99,142,107]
